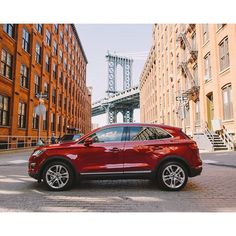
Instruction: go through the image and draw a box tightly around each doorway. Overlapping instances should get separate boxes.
[206,92,214,130]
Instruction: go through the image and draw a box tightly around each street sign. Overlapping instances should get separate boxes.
[176,96,188,101]
[34,104,46,116]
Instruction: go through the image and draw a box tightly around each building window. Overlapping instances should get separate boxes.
[32,112,39,129]
[217,24,226,30]
[64,97,67,111]
[65,24,69,34]
[52,88,56,104]
[35,42,41,64]
[64,77,67,89]
[57,115,61,131]
[222,84,233,120]
[51,113,55,131]
[64,58,67,69]
[191,32,197,49]
[219,37,230,71]
[22,28,30,53]
[36,24,42,34]
[60,31,63,44]
[18,102,26,128]
[54,24,58,33]
[53,63,57,79]
[59,71,63,84]
[45,54,50,72]
[58,93,62,107]
[20,64,29,88]
[45,29,51,46]
[34,74,40,95]
[59,50,63,63]
[53,41,57,55]
[68,100,71,113]
[193,64,198,86]
[195,101,200,125]
[0,95,10,126]
[43,111,48,130]
[44,82,49,96]
[64,40,68,52]
[202,24,209,44]
[3,24,14,38]
[1,49,13,79]
[171,86,175,104]
[204,53,211,81]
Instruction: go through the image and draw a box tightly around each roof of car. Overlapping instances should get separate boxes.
[100,123,180,130]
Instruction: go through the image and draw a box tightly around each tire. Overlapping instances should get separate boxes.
[157,161,188,191]
[42,161,74,191]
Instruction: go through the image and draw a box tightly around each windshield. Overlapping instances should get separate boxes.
[72,134,82,140]
[61,135,74,141]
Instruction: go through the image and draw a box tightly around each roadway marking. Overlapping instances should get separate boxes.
[6,160,28,164]
[203,160,219,164]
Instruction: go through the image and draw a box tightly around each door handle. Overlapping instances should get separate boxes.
[108,147,121,152]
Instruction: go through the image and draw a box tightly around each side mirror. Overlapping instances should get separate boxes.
[84,137,93,147]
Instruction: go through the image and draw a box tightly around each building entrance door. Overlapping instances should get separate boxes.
[206,92,214,130]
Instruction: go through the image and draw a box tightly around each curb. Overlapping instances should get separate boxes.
[0,147,35,154]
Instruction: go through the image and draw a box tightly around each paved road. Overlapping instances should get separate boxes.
[0,150,235,212]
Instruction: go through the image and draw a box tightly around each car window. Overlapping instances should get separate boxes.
[61,134,74,141]
[129,126,172,141]
[88,127,124,143]
[73,134,82,140]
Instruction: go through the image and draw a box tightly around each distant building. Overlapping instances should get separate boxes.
[0,24,91,148]
[140,24,236,147]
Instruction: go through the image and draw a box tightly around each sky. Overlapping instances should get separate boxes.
[76,24,153,126]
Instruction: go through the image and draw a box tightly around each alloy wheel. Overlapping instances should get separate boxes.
[45,164,70,190]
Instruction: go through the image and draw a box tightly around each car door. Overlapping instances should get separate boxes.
[76,126,126,175]
[123,126,172,174]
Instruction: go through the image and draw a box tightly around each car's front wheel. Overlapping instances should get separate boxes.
[158,161,188,191]
[42,161,74,191]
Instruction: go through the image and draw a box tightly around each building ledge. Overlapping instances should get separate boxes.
[219,67,230,76]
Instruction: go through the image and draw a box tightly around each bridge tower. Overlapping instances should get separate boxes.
[105,52,134,124]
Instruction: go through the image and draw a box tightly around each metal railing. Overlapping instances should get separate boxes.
[220,127,235,150]
[0,135,55,150]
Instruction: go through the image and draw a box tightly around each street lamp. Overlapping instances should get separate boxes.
[35,92,48,146]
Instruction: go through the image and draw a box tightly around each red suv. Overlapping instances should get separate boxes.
[28,123,202,191]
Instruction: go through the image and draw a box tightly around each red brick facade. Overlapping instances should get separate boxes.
[0,24,91,147]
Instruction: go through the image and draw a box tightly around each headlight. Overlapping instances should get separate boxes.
[32,149,46,157]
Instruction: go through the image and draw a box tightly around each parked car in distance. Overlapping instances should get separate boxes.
[28,123,202,191]
[59,133,83,143]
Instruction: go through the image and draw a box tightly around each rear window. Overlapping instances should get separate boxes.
[129,126,172,141]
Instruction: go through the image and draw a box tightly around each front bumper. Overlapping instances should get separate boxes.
[28,171,39,180]
[189,165,202,177]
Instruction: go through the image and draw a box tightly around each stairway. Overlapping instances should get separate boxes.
[206,133,228,151]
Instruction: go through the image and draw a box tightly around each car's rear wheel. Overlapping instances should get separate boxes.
[158,161,188,191]
[42,161,74,191]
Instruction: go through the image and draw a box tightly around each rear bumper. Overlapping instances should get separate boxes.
[189,165,202,177]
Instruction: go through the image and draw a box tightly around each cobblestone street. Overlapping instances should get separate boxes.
[0,150,236,212]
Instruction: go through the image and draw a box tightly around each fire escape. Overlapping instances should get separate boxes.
[177,24,199,104]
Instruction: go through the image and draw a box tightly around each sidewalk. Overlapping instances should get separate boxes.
[0,147,35,154]
[200,151,236,168]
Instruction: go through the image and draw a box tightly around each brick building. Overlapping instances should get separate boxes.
[140,24,236,150]
[0,24,91,148]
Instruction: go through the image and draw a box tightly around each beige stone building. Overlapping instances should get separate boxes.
[140,24,236,150]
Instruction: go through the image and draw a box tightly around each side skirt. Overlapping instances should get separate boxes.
[79,170,153,180]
